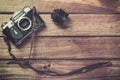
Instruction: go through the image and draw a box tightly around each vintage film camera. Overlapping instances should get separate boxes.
[1,6,44,46]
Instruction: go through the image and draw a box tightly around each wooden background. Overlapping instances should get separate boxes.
[0,0,120,80]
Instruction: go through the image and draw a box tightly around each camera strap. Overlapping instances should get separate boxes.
[3,7,113,76]
[4,36,16,60]
[28,6,36,64]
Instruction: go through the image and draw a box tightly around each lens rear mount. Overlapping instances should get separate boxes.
[18,17,32,31]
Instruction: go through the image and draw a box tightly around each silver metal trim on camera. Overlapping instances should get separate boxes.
[2,6,31,30]
[24,7,31,13]
[13,6,31,20]
[1,6,44,46]
[17,17,32,31]
[2,20,14,29]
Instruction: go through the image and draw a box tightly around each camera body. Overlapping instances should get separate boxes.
[1,6,44,46]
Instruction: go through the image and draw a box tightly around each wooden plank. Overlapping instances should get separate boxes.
[0,0,120,13]
[0,0,119,80]
[0,60,120,80]
[0,14,120,36]
[0,37,120,59]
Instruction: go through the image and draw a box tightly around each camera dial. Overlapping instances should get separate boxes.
[17,17,32,31]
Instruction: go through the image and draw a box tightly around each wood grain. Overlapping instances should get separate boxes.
[0,37,120,59]
[0,14,120,36]
[0,0,120,13]
[0,0,120,80]
[0,60,120,80]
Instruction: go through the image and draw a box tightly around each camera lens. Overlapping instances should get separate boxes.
[18,17,31,31]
